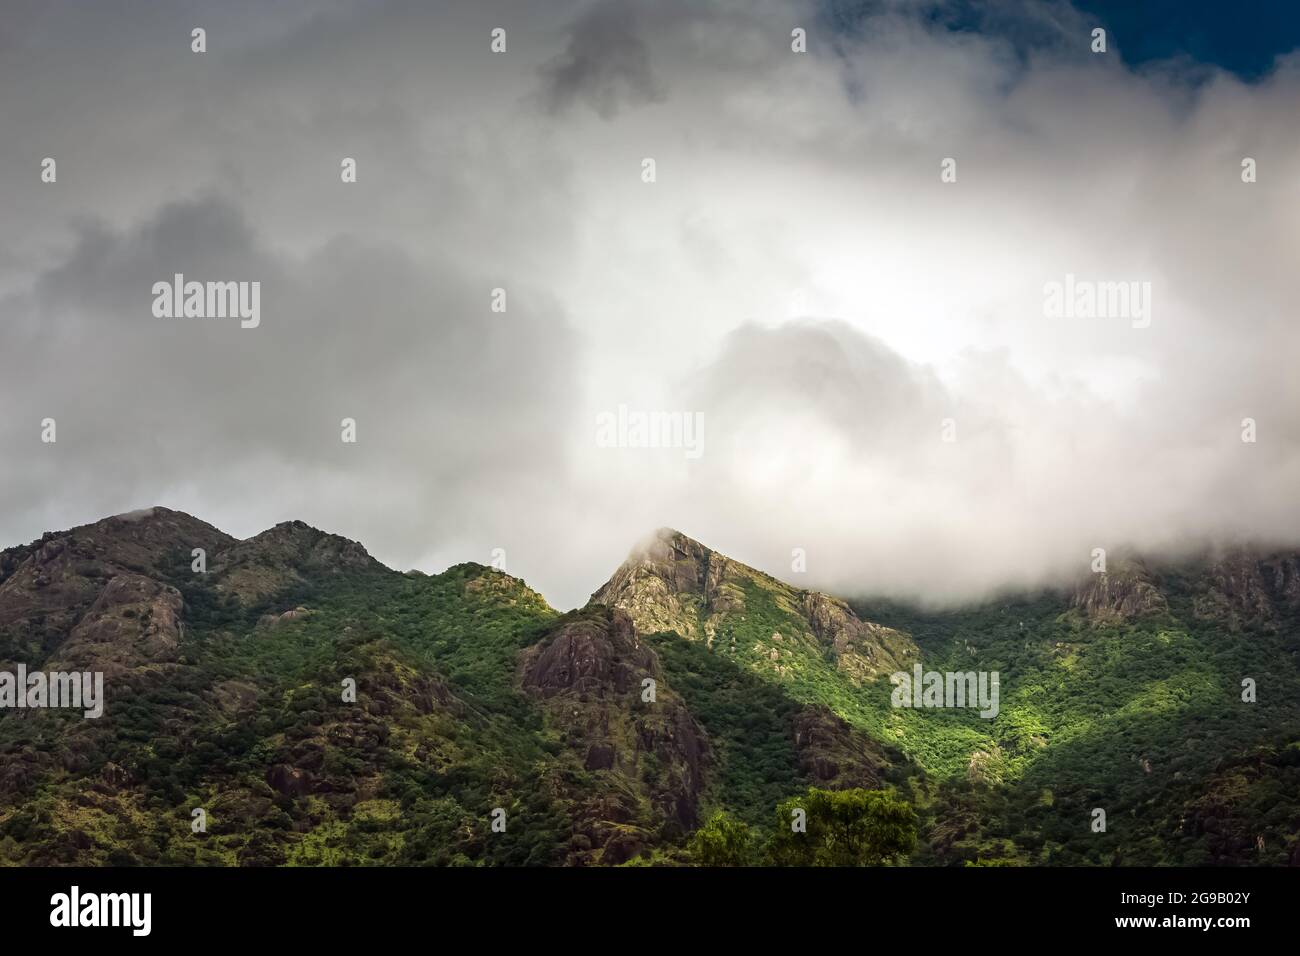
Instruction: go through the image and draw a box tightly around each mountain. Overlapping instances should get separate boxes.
[0,508,1297,866]
[592,528,916,680]
[1068,548,1300,630]
[0,508,231,676]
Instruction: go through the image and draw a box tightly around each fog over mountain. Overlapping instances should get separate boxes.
[2,0,1299,609]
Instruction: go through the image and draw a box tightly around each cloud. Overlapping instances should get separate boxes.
[1,0,1299,609]
[663,319,1300,605]
[0,195,580,573]
[537,0,665,118]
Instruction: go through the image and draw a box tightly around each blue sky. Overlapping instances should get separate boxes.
[826,0,1300,80]
[1078,0,1300,77]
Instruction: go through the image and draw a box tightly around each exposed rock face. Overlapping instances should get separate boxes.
[1068,548,1300,631]
[591,528,915,679]
[1262,554,1300,609]
[0,507,385,683]
[1070,558,1168,624]
[1193,550,1276,629]
[267,764,314,798]
[0,509,247,804]
[0,507,231,671]
[211,520,382,602]
[588,529,739,640]
[802,590,915,682]
[1191,549,1300,631]
[55,573,185,675]
[519,607,709,861]
[519,608,659,700]
[793,705,892,790]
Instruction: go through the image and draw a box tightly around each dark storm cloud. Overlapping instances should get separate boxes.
[537,0,665,118]
[0,195,579,566]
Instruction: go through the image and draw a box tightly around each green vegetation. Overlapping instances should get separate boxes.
[688,810,755,866]
[767,788,916,866]
[689,788,917,867]
[0,559,573,866]
[2,517,1297,867]
[641,629,810,825]
[853,592,1300,865]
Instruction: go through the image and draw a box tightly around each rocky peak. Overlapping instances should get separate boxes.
[590,528,915,678]
[0,507,232,670]
[2,506,233,586]
[588,528,742,639]
[211,520,382,601]
[227,520,376,569]
[85,507,235,573]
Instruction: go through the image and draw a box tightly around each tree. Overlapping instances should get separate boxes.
[689,810,755,866]
[767,788,916,866]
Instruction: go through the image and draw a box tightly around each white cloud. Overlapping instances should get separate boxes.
[2,0,1299,608]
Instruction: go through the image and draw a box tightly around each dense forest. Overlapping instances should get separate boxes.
[0,510,1296,866]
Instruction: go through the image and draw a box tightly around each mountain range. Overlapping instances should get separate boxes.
[0,507,1296,865]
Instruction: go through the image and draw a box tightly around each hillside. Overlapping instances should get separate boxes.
[0,509,1296,866]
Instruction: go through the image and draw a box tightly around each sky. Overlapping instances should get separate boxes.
[2,0,1299,609]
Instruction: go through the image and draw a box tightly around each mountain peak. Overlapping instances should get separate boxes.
[210,519,382,602]
[589,527,735,639]
[629,527,712,562]
[590,528,915,681]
